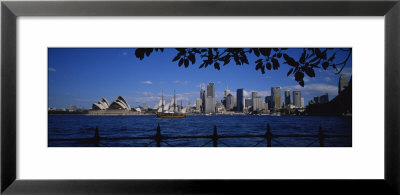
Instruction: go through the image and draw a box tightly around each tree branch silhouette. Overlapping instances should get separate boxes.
[134,48,352,87]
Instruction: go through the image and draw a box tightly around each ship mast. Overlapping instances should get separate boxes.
[161,90,164,112]
[174,89,176,112]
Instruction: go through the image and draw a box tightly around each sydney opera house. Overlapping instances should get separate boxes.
[89,96,138,115]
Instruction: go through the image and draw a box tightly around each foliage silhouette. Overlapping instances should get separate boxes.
[134,48,352,87]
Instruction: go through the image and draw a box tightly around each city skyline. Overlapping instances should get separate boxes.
[49,48,352,109]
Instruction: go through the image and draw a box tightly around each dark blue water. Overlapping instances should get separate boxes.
[48,115,352,147]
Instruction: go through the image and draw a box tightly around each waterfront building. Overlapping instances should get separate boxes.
[301,97,304,108]
[226,93,234,110]
[293,91,301,108]
[251,91,264,111]
[253,97,264,111]
[215,102,225,113]
[245,98,252,109]
[224,87,230,97]
[339,74,349,94]
[237,88,245,112]
[200,85,206,112]
[207,82,215,98]
[109,96,131,110]
[265,96,273,110]
[204,83,215,113]
[196,98,202,110]
[284,90,291,106]
[92,97,110,110]
[319,93,329,104]
[204,96,215,113]
[271,87,282,109]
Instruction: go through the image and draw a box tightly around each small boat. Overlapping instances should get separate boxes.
[156,90,187,118]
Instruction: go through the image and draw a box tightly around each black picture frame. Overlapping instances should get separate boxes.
[1,0,399,194]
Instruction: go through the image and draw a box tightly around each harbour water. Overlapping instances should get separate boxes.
[48,115,352,147]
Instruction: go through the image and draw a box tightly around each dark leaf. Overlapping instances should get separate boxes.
[145,48,153,56]
[315,48,322,58]
[322,62,329,70]
[214,62,220,70]
[266,62,272,70]
[283,54,298,67]
[295,71,304,82]
[310,56,319,63]
[271,58,280,70]
[259,48,271,56]
[253,49,260,57]
[184,59,189,67]
[300,51,306,64]
[287,68,294,76]
[304,67,315,77]
[135,49,146,60]
[299,80,304,87]
[188,53,196,64]
[329,53,336,62]
[273,48,279,51]
[277,53,282,58]
[199,63,205,69]
[178,58,184,67]
[172,54,181,62]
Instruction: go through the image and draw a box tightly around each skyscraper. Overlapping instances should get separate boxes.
[301,97,304,108]
[205,83,215,113]
[226,93,234,110]
[195,98,202,110]
[293,91,301,108]
[224,87,230,97]
[204,96,215,113]
[284,90,291,106]
[252,91,263,111]
[207,82,215,98]
[271,87,282,109]
[237,88,244,112]
[200,86,206,113]
[265,96,273,110]
[339,74,349,94]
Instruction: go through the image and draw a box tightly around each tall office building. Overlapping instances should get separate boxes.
[338,74,349,94]
[301,97,304,108]
[205,83,215,113]
[224,87,230,97]
[200,85,206,112]
[284,90,291,106]
[226,93,234,110]
[207,82,215,98]
[271,87,282,109]
[265,96,273,110]
[293,91,301,108]
[195,98,202,110]
[204,97,215,113]
[237,88,244,112]
[252,91,263,111]
[251,92,257,110]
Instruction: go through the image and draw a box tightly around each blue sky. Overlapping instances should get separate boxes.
[48,48,352,109]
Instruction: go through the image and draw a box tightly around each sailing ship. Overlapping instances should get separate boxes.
[155,90,187,118]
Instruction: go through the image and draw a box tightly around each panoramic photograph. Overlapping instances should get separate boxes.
[48,48,352,147]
